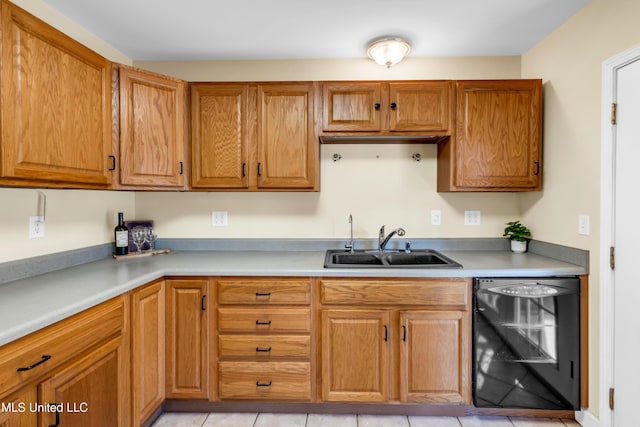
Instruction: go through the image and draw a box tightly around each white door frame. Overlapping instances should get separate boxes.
[599,44,640,427]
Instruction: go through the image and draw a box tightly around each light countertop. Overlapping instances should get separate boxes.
[0,249,586,347]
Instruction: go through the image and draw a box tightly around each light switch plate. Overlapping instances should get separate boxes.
[578,214,590,235]
[464,210,481,226]
[211,211,228,227]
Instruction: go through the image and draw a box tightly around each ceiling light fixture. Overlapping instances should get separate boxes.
[367,37,411,68]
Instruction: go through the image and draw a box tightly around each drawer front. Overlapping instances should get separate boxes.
[218,279,310,305]
[218,308,311,332]
[0,297,124,398]
[218,335,311,359]
[320,278,470,308]
[218,361,310,401]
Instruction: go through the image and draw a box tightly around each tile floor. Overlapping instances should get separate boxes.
[151,412,582,427]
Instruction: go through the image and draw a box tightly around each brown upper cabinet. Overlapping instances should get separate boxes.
[0,0,113,188]
[191,82,318,191]
[113,65,188,190]
[438,80,542,191]
[321,81,452,135]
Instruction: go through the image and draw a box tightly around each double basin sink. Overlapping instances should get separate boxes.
[324,249,462,269]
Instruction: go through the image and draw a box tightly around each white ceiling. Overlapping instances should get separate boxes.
[41,0,591,61]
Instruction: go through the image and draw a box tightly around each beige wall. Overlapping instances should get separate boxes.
[521,0,640,417]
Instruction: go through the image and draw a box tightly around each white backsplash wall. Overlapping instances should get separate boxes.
[135,144,522,242]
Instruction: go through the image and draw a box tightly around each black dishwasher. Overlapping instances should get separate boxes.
[473,277,580,410]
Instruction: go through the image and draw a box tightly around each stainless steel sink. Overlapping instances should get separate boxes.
[324,249,463,269]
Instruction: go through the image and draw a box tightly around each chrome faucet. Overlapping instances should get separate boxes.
[345,214,354,253]
[378,225,406,252]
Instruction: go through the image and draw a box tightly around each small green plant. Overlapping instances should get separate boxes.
[503,220,532,242]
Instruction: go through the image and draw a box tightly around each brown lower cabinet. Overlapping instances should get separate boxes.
[0,297,128,427]
[319,278,472,404]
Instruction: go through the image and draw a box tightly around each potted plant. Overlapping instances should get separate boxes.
[503,220,532,253]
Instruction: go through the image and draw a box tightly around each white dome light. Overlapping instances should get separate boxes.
[367,37,411,68]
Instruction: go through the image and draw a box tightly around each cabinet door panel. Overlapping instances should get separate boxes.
[165,279,209,399]
[322,83,382,131]
[0,387,37,426]
[257,84,317,189]
[191,84,249,188]
[0,2,111,185]
[400,310,470,403]
[321,310,389,402]
[119,67,186,187]
[131,281,165,425]
[389,82,451,132]
[455,80,541,189]
[39,336,126,427]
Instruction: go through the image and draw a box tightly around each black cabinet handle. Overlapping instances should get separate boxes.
[534,161,540,175]
[257,162,262,176]
[390,102,397,110]
[256,380,272,387]
[256,320,272,326]
[201,295,207,311]
[49,404,60,427]
[374,103,381,110]
[255,292,272,297]
[242,163,246,177]
[256,346,272,353]
[17,355,51,372]
[384,325,388,342]
[179,161,184,175]
[402,325,407,342]
[108,155,116,171]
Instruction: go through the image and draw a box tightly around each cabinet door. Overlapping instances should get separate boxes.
[165,279,209,399]
[257,83,318,189]
[321,310,389,402]
[0,387,37,426]
[39,336,126,427]
[399,310,470,403]
[119,66,186,188]
[131,280,165,426]
[455,80,542,190]
[191,84,249,188]
[389,82,451,132]
[322,82,382,132]
[0,1,112,186]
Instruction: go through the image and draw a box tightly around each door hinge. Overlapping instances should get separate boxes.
[611,102,617,125]
[610,246,615,270]
[609,387,615,410]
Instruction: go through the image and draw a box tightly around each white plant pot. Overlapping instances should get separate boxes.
[510,240,528,253]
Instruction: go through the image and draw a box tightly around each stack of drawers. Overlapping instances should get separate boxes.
[217,277,312,401]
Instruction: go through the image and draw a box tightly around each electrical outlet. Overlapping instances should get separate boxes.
[211,211,228,227]
[578,214,590,235]
[29,216,45,239]
[430,210,442,226]
[464,210,481,226]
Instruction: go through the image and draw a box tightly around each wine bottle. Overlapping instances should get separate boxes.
[114,212,129,256]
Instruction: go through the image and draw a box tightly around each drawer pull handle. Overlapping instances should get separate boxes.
[255,292,272,297]
[256,346,272,353]
[201,295,207,311]
[17,355,51,372]
[256,380,272,387]
[256,320,272,326]
[49,403,60,426]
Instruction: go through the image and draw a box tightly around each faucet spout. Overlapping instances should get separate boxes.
[378,225,406,252]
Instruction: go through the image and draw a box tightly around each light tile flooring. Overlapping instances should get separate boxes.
[151,413,582,427]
